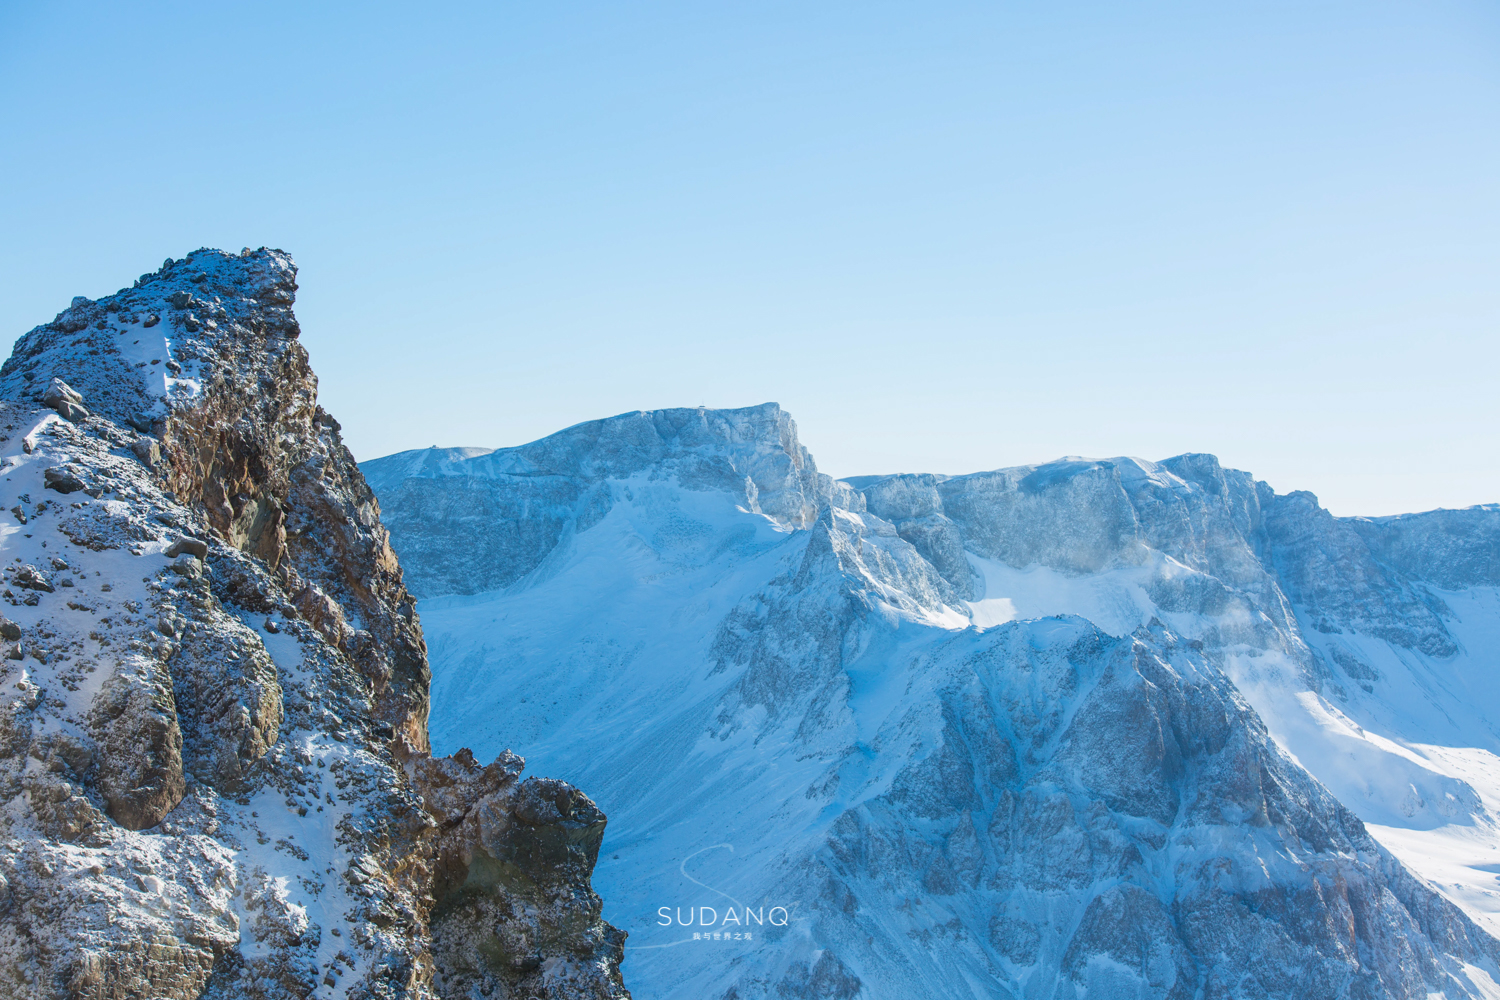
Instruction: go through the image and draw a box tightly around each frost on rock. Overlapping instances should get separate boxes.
[373,427,1500,998]
[0,250,630,999]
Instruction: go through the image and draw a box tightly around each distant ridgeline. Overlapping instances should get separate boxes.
[368,406,1500,1000]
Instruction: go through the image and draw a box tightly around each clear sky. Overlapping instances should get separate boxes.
[2,2,1496,516]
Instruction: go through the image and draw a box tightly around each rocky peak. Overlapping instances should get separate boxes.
[5,248,428,751]
[1,249,300,429]
[0,250,630,999]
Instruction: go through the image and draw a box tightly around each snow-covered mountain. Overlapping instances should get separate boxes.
[365,403,1500,999]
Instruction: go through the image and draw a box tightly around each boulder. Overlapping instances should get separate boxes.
[42,377,82,406]
[169,554,202,579]
[165,536,209,559]
[41,378,90,422]
[131,436,161,467]
[12,565,54,592]
[44,467,87,494]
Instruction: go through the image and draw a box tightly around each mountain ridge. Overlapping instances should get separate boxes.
[367,405,1500,999]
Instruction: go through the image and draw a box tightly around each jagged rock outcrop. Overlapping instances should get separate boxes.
[411,752,627,999]
[0,249,629,998]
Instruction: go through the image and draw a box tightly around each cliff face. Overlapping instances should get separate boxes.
[0,249,629,999]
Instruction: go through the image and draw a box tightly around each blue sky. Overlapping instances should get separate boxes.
[2,1,1496,516]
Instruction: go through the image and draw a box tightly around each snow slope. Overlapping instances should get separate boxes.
[367,408,1500,999]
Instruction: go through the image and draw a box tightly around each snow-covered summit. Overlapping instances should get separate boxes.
[360,403,856,597]
[370,414,1500,999]
[364,401,831,521]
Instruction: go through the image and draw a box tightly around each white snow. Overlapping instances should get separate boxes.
[393,437,1500,997]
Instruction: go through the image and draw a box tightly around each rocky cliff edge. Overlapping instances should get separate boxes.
[0,248,630,999]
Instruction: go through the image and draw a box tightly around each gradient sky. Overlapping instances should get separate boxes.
[2,1,1497,516]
